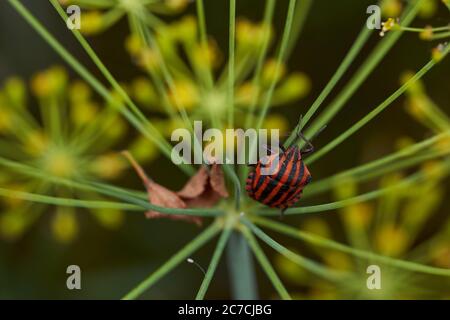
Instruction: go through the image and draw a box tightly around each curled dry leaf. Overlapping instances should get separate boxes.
[122,152,228,226]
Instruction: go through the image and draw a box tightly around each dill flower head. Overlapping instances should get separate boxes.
[60,0,189,35]
[0,66,155,243]
[123,15,311,147]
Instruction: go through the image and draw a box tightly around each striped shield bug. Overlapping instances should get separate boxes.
[246,116,325,216]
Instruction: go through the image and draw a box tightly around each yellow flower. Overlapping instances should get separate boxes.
[69,80,92,104]
[430,244,450,268]
[31,66,68,98]
[322,251,353,271]
[431,44,446,62]
[92,208,125,229]
[4,77,26,108]
[262,114,289,137]
[165,0,189,12]
[235,82,259,106]
[131,77,157,107]
[433,134,450,153]
[90,153,127,179]
[23,130,48,156]
[261,59,286,85]
[43,148,77,179]
[138,48,161,72]
[51,209,78,243]
[0,106,13,134]
[301,218,332,238]
[125,34,144,57]
[80,11,104,35]
[0,211,29,241]
[374,225,408,256]
[71,101,99,126]
[420,160,446,180]
[419,25,434,40]
[236,19,272,51]
[173,15,197,43]
[274,251,309,285]
[342,203,374,229]
[419,0,438,19]
[192,41,221,70]
[380,18,398,37]
[272,72,311,106]
[333,178,357,200]
[129,135,160,163]
[168,80,199,111]
[380,0,403,17]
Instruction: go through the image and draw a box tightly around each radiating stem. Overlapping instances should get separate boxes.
[253,0,297,134]
[0,156,221,217]
[305,133,449,197]
[123,221,221,300]
[306,45,450,165]
[241,226,291,300]
[226,231,259,299]
[242,217,349,282]
[7,0,191,174]
[196,221,233,300]
[227,0,236,129]
[259,168,442,216]
[284,26,372,147]
[0,187,141,211]
[283,0,313,59]
[251,216,450,277]
[196,0,214,89]
[303,0,424,141]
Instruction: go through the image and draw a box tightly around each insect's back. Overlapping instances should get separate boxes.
[246,146,312,209]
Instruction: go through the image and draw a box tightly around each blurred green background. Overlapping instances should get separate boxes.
[0,0,449,299]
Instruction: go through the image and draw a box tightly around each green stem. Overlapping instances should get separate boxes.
[303,0,423,142]
[0,156,221,217]
[222,164,242,210]
[258,169,435,216]
[253,0,297,134]
[227,0,236,129]
[240,0,276,186]
[226,231,259,299]
[306,46,449,165]
[195,0,214,89]
[242,227,291,300]
[8,0,189,173]
[305,133,449,197]
[251,216,450,277]
[0,187,141,211]
[242,217,348,282]
[122,221,221,300]
[196,222,233,300]
[283,0,313,59]
[243,0,276,130]
[284,26,372,147]
[430,31,450,40]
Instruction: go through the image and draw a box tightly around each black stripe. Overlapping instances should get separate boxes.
[294,161,306,185]
[258,176,280,203]
[285,148,299,185]
[279,162,305,205]
[254,166,266,192]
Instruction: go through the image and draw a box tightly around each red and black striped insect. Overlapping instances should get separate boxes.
[246,118,325,215]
